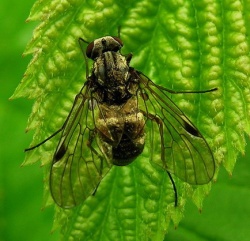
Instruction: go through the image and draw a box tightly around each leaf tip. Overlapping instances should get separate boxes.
[40,206,46,212]
[21,161,26,167]
[40,163,46,168]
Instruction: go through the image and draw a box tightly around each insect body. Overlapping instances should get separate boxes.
[87,37,145,166]
[26,36,216,208]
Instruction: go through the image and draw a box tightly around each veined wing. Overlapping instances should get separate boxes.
[50,84,112,208]
[135,70,215,185]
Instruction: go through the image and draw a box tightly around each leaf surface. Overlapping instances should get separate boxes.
[12,0,250,240]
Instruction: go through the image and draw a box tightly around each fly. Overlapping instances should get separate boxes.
[25,36,217,208]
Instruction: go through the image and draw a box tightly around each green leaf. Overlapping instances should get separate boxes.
[12,0,250,240]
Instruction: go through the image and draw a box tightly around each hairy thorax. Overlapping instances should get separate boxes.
[92,51,132,104]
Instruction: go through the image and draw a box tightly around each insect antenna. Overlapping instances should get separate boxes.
[117,26,121,38]
[167,171,178,207]
[25,128,62,152]
[78,37,90,78]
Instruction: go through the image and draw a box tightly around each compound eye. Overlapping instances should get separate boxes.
[86,41,95,59]
[112,37,123,47]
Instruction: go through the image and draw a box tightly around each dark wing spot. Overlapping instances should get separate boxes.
[140,92,149,100]
[184,121,200,137]
[54,144,67,161]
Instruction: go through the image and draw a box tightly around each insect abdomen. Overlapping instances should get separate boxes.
[112,132,145,166]
[112,112,145,165]
[97,102,145,166]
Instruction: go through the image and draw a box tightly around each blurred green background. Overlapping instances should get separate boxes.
[0,1,250,241]
[0,0,58,240]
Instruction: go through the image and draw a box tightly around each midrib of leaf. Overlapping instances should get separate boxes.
[12,0,250,241]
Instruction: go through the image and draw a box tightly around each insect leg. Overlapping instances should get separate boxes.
[87,130,105,172]
[78,38,90,78]
[25,128,62,152]
[167,171,178,207]
[86,129,104,196]
[141,110,178,207]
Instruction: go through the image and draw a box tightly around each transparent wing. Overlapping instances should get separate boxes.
[50,84,112,208]
[136,70,215,185]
